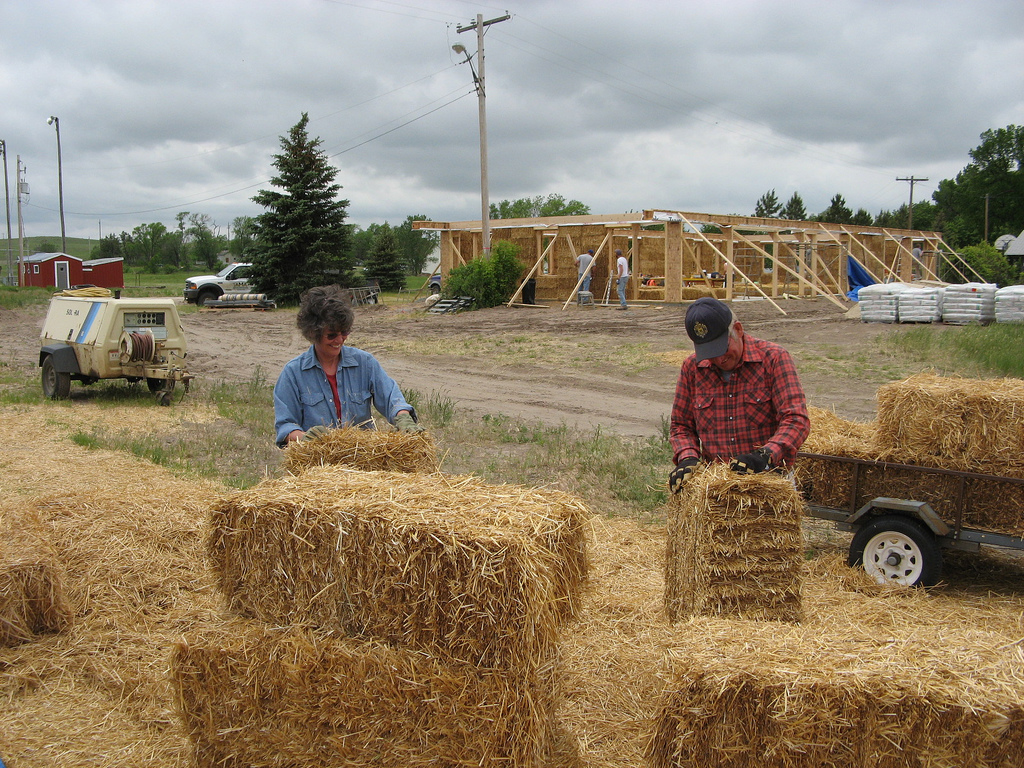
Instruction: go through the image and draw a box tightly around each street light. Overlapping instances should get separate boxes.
[452,41,491,255]
[47,116,66,254]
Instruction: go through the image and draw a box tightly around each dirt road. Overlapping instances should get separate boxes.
[0,295,911,437]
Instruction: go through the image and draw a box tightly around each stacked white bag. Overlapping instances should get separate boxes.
[859,283,912,323]
[995,285,1024,323]
[896,286,943,323]
[941,283,997,324]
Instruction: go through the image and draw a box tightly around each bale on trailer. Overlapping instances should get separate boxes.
[875,372,1024,476]
[171,620,572,768]
[664,463,804,623]
[281,425,438,475]
[207,466,590,671]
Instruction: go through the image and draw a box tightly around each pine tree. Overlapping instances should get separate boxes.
[250,113,353,304]
[780,192,807,221]
[753,189,781,218]
[362,224,406,292]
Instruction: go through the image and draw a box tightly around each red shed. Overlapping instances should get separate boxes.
[83,257,125,289]
[20,252,83,289]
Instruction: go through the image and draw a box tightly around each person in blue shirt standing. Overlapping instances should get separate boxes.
[274,284,422,447]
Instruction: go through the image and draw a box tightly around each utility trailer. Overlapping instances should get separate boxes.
[798,451,1024,587]
[39,293,192,406]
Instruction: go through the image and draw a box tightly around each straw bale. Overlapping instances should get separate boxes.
[0,525,74,646]
[875,373,1024,476]
[171,618,574,768]
[664,463,804,623]
[648,633,1024,768]
[281,425,438,475]
[208,465,590,670]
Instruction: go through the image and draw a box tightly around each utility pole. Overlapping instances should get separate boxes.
[456,12,510,256]
[16,157,26,285]
[984,193,990,244]
[896,175,928,230]
[1,140,12,286]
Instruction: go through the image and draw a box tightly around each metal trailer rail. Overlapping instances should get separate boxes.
[798,451,1024,585]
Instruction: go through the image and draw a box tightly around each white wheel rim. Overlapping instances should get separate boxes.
[862,530,924,586]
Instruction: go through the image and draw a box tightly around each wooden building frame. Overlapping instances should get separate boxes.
[414,210,979,313]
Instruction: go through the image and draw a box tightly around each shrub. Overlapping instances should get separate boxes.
[442,240,526,308]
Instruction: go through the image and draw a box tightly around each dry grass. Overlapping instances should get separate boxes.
[1,402,1023,768]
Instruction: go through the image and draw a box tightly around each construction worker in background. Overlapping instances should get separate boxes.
[668,297,809,492]
[575,248,594,294]
[615,249,629,309]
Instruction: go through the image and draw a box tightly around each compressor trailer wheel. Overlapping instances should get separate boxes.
[849,514,942,587]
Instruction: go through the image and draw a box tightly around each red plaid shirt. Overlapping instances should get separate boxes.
[669,335,809,466]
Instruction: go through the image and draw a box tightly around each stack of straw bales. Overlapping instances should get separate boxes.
[648,627,1024,768]
[0,523,73,647]
[875,373,1024,472]
[797,377,1024,536]
[174,464,591,768]
[281,425,438,475]
[664,462,804,623]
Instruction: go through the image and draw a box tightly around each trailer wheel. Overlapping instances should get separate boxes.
[849,515,942,587]
[147,377,165,393]
[41,356,71,400]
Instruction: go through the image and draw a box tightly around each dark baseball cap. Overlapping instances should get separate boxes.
[685,297,732,361]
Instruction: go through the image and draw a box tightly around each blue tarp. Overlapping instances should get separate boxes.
[846,256,876,301]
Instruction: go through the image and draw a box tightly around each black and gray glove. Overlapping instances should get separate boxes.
[301,425,331,442]
[668,458,700,494]
[394,412,425,433]
[730,448,773,474]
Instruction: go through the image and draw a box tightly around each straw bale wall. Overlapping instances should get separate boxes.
[172,620,569,768]
[280,426,438,474]
[208,465,590,671]
[875,373,1024,476]
[648,635,1024,768]
[664,463,804,623]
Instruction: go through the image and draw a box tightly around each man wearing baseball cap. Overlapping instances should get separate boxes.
[668,296,809,493]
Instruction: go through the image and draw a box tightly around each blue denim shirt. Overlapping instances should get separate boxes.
[273,345,415,446]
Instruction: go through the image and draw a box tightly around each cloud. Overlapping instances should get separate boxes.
[2,0,1022,246]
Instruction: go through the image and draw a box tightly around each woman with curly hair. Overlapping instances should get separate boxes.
[274,285,421,446]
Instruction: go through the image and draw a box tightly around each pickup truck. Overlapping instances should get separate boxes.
[183,262,253,305]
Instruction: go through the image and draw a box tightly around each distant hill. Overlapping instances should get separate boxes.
[7,235,98,260]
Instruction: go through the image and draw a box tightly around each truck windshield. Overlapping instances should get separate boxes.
[216,264,236,278]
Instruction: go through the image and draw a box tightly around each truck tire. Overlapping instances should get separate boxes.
[848,514,942,587]
[197,288,219,306]
[430,283,441,295]
[41,356,72,400]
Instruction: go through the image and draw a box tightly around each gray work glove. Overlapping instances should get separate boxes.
[394,412,425,433]
[668,458,700,494]
[730,448,772,474]
[301,425,331,442]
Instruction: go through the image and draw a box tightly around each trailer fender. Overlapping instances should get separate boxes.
[39,343,82,374]
[848,497,951,538]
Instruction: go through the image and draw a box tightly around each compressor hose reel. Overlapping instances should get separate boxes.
[119,329,156,363]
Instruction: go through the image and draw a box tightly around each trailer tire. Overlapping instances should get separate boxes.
[849,514,942,587]
[41,356,72,400]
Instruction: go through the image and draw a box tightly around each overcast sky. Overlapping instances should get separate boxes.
[3,0,1023,247]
